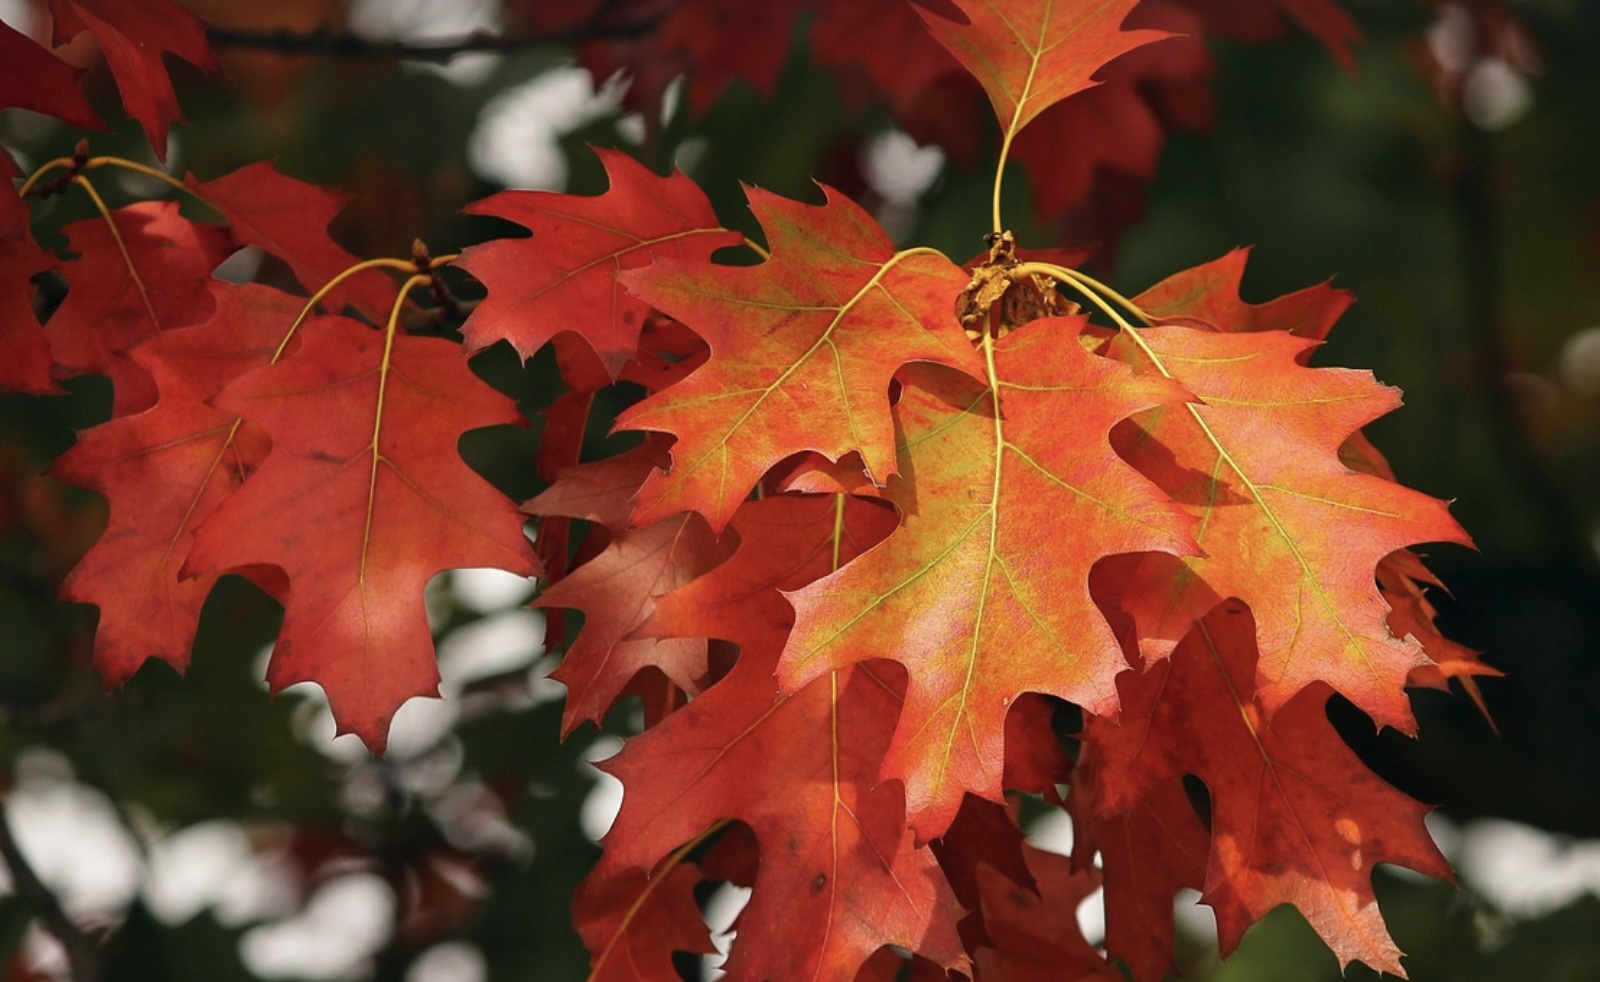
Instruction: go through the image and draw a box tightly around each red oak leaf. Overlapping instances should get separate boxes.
[533,503,728,735]
[640,493,900,657]
[458,148,743,377]
[186,161,394,319]
[1078,601,1449,974]
[1009,2,1214,231]
[911,0,1170,142]
[599,648,969,980]
[46,0,218,158]
[0,235,60,395]
[781,318,1195,839]
[617,185,984,531]
[184,316,538,750]
[50,283,300,684]
[46,201,234,414]
[1106,320,1471,732]
[0,17,101,130]
[1135,246,1354,342]
[972,844,1121,981]
[1068,765,1208,982]
[572,863,715,982]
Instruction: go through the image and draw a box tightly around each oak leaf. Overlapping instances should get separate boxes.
[781,318,1195,839]
[911,0,1169,142]
[1106,321,1471,731]
[459,148,742,377]
[46,201,234,414]
[51,283,300,684]
[530,446,729,735]
[972,844,1121,981]
[572,863,715,982]
[598,648,968,980]
[0,235,60,395]
[0,17,101,130]
[186,161,395,320]
[184,315,538,750]
[618,185,984,531]
[1076,600,1449,975]
[46,0,218,158]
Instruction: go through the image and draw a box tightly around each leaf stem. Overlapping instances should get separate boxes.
[275,257,418,362]
[73,174,162,332]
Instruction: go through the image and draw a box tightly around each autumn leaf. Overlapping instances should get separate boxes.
[46,0,218,158]
[1106,320,1471,731]
[46,201,234,414]
[0,17,101,131]
[184,315,538,750]
[598,647,969,980]
[458,148,743,377]
[618,184,984,531]
[972,844,1122,981]
[640,493,900,658]
[572,863,715,982]
[1135,245,1353,341]
[0,235,60,395]
[781,317,1195,839]
[50,283,299,684]
[911,0,1169,143]
[186,161,395,320]
[531,466,729,735]
[1076,600,1449,974]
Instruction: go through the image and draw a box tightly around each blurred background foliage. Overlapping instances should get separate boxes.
[3,0,1600,978]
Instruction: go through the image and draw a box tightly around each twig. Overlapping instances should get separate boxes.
[204,14,659,65]
[0,806,103,982]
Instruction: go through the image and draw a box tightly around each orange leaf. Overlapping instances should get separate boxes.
[912,0,1169,143]
[1108,321,1471,732]
[617,185,984,532]
[184,316,537,750]
[781,317,1194,839]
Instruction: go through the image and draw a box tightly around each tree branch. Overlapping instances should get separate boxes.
[204,15,659,65]
[0,807,103,982]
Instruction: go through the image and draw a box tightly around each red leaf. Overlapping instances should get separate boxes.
[46,0,217,158]
[573,863,716,982]
[535,506,728,735]
[50,283,299,684]
[600,649,969,979]
[0,235,60,395]
[186,161,395,320]
[911,0,1169,142]
[459,148,743,377]
[184,316,538,750]
[618,185,984,531]
[781,318,1194,838]
[0,17,101,130]
[972,844,1121,981]
[1080,601,1450,974]
[46,201,234,414]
